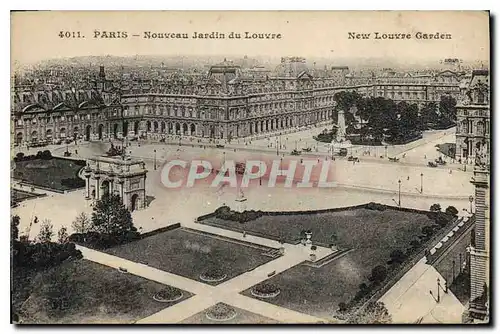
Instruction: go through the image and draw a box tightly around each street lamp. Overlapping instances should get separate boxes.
[385,145,388,158]
[154,149,157,170]
[398,179,401,207]
[420,173,424,194]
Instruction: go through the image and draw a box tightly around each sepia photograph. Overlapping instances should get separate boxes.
[9,10,491,325]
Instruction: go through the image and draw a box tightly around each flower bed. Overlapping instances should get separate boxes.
[199,268,227,283]
[153,286,184,303]
[251,283,281,299]
[205,303,237,322]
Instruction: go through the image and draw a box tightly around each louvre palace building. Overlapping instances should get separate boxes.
[11,57,464,145]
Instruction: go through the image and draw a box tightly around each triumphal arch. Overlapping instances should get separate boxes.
[83,155,148,211]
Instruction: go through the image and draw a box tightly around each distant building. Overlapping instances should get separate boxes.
[11,58,466,145]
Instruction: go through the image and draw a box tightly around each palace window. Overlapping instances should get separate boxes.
[477,91,485,104]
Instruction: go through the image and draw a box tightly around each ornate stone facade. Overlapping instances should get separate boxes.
[11,60,464,145]
[456,69,490,320]
[84,156,148,212]
[455,70,490,161]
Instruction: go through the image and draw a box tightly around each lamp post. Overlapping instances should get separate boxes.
[385,145,388,158]
[436,278,441,303]
[398,179,401,207]
[154,149,157,170]
[420,173,424,194]
[469,195,474,213]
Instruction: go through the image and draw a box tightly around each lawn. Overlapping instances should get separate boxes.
[103,227,278,285]
[201,207,436,318]
[11,189,44,203]
[180,302,279,324]
[12,157,85,192]
[200,208,433,248]
[14,259,191,324]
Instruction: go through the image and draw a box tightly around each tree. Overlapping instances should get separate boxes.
[421,102,439,128]
[347,302,392,324]
[71,212,91,234]
[445,206,459,217]
[36,219,54,243]
[430,203,442,212]
[389,249,406,264]
[439,95,457,123]
[91,193,136,236]
[422,225,436,238]
[57,226,69,244]
[369,265,387,283]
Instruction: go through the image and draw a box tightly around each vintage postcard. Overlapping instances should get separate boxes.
[10,11,490,324]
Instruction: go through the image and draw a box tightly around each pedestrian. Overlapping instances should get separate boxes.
[243,231,247,238]
[407,176,410,181]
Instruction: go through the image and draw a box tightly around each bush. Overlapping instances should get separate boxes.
[214,206,263,223]
[445,206,459,216]
[421,225,436,238]
[15,152,25,161]
[353,283,372,301]
[388,249,406,264]
[369,265,387,283]
[365,202,387,211]
[430,203,442,212]
[41,150,52,160]
[427,211,454,227]
[12,240,82,269]
[68,231,140,250]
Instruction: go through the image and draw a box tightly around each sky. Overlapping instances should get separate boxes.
[11,11,490,67]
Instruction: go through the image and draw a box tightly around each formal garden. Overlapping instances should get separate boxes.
[11,193,179,324]
[199,203,459,319]
[12,151,86,192]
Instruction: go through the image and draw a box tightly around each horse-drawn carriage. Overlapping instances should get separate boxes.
[388,157,400,162]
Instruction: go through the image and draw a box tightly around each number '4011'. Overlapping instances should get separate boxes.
[59,31,83,38]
